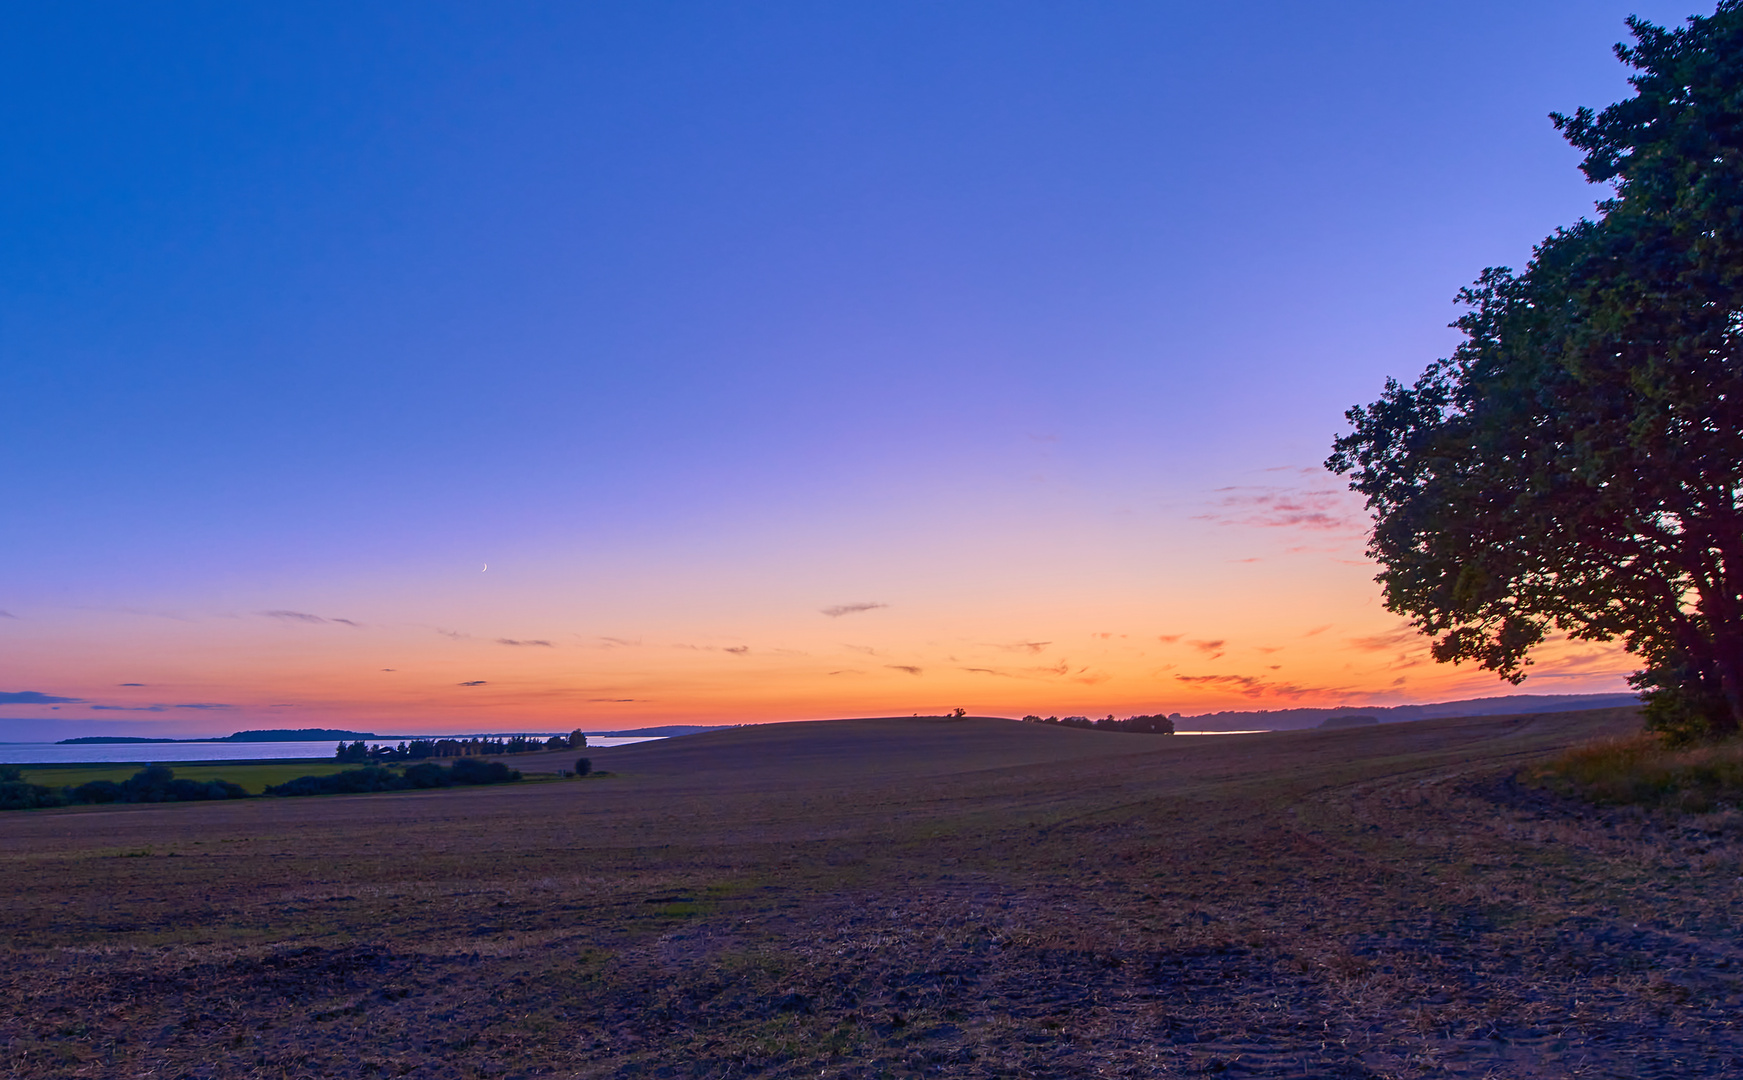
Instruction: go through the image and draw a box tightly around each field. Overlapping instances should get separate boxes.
[14,759,361,795]
[3,707,1740,1078]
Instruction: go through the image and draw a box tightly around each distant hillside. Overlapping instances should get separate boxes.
[589,725,732,737]
[59,728,378,745]
[1176,693,1641,732]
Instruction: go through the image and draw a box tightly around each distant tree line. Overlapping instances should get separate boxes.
[335,730,586,762]
[0,764,247,810]
[1022,714,1175,734]
[0,757,525,812]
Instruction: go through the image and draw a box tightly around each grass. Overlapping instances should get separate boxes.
[6,706,1743,1078]
[1524,731,1743,810]
[15,759,360,794]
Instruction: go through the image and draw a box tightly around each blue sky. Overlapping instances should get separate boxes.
[0,2,1696,737]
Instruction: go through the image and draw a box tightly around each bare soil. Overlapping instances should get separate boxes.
[4,707,1739,1078]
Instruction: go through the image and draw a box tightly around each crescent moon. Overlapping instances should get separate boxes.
[482,563,488,572]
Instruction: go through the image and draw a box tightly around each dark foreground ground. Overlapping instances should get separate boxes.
[3,707,1739,1078]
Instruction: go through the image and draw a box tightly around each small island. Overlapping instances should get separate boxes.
[59,728,380,745]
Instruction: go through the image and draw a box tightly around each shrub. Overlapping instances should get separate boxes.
[71,780,123,804]
[116,766,248,803]
[448,758,519,785]
[1525,734,1743,812]
[574,757,592,777]
[266,758,521,798]
[0,779,66,810]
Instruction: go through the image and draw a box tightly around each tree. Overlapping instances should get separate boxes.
[1328,3,1743,741]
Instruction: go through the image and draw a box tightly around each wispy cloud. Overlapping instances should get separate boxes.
[0,690,82,704]
[459,680,488,687]
[91,704,165,712]
[961,666,1011,677]
[724,645,750,655]
[822,602,887,618]
[263,610,360,626]
[437,628,470,640]
[587,697,635,702]
[1303,624,1332,637]
[886,664,923,676]
[1196,484,1364,532]
[1189,639,1226,659]
[0,610,15,619]
[993,641,1051,654]
[1175,673,1353,700]
[497,638,554,647]
[173,702,232,710]
[118,682,146,687]
[1348,626,1421,652]
[1157,634,1183,644]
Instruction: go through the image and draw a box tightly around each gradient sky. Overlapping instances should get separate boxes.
[1,1,1695,738]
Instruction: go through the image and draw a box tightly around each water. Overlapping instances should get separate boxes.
[0,735,664,765]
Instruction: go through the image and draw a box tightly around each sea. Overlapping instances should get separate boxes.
[0,735,664,765]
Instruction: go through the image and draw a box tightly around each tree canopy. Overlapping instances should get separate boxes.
[1327,2,1743,740]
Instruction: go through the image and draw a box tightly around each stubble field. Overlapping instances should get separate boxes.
[3,708,1740,1078]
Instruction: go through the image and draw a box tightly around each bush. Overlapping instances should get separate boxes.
[0,779,66,810]
[117,765,249,803]
[574,757,592,777]
[1525,734,1743,812]
[448,758,519,785]
[265,758,521,798]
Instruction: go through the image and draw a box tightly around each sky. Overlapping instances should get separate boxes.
[0,1,1700,738]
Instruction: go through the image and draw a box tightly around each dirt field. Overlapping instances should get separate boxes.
[3,707,1739,1078]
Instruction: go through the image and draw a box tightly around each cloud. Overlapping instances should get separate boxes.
[118,682,146,687]
[822,602,887,618]
[961,667,1012,677]
[1189,639,1226,659]
[262,610,361,627]
[436,628,470,640]
[497,638,554,647]
[1348,627,1422,652]
[994,641,1051,654]
[723,645,749,655]
[1196,484,1365,532]
[459,680,488,687]
[1157,634,1182,644]
[173,703,232,709]
[262,610,327,623]
[1302,624,1332,637]
[0,690,83,704]
[91,705,166,712]
[1256,646,1283,654]
[827,669,864,676]
[1174,673,1352,700]
[587,698,635,702]
[595,636,640,648]
[0,610,15,618]
[380,669,396,672]
[885,665,923,676]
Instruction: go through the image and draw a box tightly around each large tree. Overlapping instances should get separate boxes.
[1327,3,1743,740]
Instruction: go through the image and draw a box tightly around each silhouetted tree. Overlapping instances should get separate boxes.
[1330,3,1743,741]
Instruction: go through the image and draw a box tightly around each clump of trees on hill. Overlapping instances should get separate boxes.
[0,765,248,810]
[335,730,586,762]
[1022,714,1175,734]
